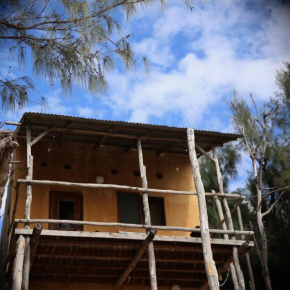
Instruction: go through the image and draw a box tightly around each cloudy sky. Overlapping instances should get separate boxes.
[1,0,290,195]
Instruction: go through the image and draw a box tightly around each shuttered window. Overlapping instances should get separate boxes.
[118,193,166,226]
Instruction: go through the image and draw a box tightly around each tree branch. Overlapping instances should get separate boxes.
[261,191,285,218]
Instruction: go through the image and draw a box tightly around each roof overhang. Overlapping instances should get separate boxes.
[14,113,241,156]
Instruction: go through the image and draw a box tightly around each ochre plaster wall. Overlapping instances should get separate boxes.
[13,138,200,236]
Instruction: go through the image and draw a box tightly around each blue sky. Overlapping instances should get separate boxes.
[1,0,290,216]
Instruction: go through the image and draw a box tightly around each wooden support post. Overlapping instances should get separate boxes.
[22,237,30,290]
[214,195,239,290]
[237,207,255,290]
[22,123,33,290]
[114,230,156,288]
[212,148,245,290]
[137,138,158,290]
[12,235,25,290]
[200,242,251,290]
[187,128,219,290]
[30,224,42,269]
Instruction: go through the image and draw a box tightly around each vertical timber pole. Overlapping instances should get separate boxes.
[212,147,245,290]
[213,194,239,290]
[12,235,25,290]
[237,207,256,290]
[187,129,219,290]
[137,139,158,290]
[22,123,33,290]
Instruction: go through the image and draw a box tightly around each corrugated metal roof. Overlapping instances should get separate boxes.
[18,112,241,137]
[15,112,241,156]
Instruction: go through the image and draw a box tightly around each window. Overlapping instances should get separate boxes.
[148,196,166,226]
[117,193,166,226]
[49,191,83,231]
[118,192,142,224]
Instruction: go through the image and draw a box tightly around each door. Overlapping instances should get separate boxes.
[49,191,83,231]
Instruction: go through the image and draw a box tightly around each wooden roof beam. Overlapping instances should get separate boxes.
[157,143,181,156]
[31,126,55,146]
[59,122,73,145]
[94,126,114,148]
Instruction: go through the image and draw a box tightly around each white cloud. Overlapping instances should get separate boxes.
[102,0,290,130]
[77,107,94,118]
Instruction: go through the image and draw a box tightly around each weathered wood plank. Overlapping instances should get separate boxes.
[14,219,254,236]
[114,230,155,288]
[14,229,254,247]
[16,179,245,198]
[187,128,220,290]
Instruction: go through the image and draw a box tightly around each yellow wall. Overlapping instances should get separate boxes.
[13,138,199,236]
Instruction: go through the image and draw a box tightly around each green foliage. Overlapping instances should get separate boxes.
[200,143,241,193]
[276,62,290,136]
[0,0,192,111]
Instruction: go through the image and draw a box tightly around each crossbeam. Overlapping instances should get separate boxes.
[14,219,254,236]
[114,230,156,288]
[16,179,245,198]
[14,229,255,247]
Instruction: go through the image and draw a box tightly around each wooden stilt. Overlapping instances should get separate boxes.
[187,128,219,290]
[212,148,245,290]
[12,235,25,290]
[137,138,158,290]
[30,224,42,269]
[22,123,33,290]
[21,237,30,290]
[214,195,239,290]
[114,230,156,288]
[237,207,255,290]
[200,242,251,290]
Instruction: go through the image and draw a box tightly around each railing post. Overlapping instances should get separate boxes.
[137,138,158,290]
[213,194,239,290]
[237,207,256,290]
[212,147,245,290]
[187,128,219,290]
[22,122,33,290]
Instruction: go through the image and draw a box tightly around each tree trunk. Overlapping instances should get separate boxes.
[257,206,272,290]
[253,157,272,290]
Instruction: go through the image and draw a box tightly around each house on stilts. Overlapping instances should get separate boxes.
[0,112,254,290]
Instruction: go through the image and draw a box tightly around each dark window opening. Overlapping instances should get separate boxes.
[64,164,71,170]
[59,200,75,229]
[117,193,166,226]
[134,170,140,177]
[59,201,74,220]
[111,169,118,174]
[118,192,141,224]
[49,191,83,231]
[148,196,166,226]
[40,162,47,167]
[156,172,163,179]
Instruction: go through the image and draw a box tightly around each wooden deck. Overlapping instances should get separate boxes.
[7,230,253,289]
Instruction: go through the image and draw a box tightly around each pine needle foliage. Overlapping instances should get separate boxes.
[0,0,193,111]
